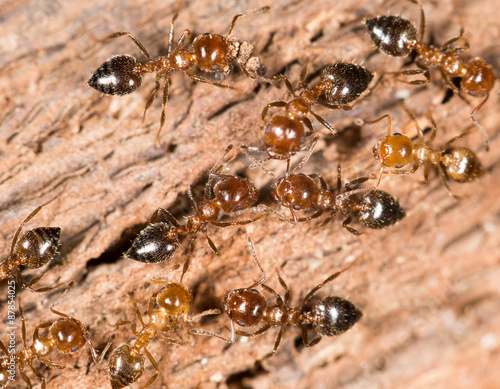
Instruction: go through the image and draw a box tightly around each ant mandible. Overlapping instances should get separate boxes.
[363,108,482,198]
[126,145,263,280]
[193,241,361,364]
[0,281,115,389]
[107,264,220,389]
[266,162,405,234]
[240,62,374,176]
[0,198,61,292]
[87,6,277,142]
[364,1,495,150]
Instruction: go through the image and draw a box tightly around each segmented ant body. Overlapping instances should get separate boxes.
[108,265,220,389]
[365,110,482,198]
[240,62,374,175]
[0,282,115,389]
[126,146,262,279]
[87,7,276,141]
[0,200,61,292]
[193,243,361,363]
[268,164,405,233]
[364,2,495,149]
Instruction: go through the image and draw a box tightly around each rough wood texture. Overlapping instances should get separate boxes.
[1,0,499,388]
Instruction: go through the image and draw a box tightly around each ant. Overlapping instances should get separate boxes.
[192,239,361,363]
[0,281,115,389]
[240,62,374,176]
[0,199,62,292]
[364,1,496,150]
[107,264,220,389]
[363,108,482,198]
[126,145,263,280]
[87,6,277,142]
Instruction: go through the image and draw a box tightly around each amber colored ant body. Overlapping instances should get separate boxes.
[267,164,405,234]
[108,265,220,389]
[364,109,482,198]
[0,200,61,292]
[0,281,115,389]
[364,2,495,150]
[126,145,262,278]
[88,7,276,141]
[240,62,374,175]
[193,242,361,363]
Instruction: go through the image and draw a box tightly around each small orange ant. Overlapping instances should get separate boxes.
[364,1,496,150]
[362,109,482,198]
[240,62,374,176]
[88,7,277,142]
[107,264,220,389]
[0,199,61,292]
[0,281,115,389]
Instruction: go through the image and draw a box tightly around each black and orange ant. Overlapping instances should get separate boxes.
[193,240,361,363]
[0,199,61,293]
[362,109,482,198]
[0,281,115,389]
[88,7,276,142]
[107,264,220,389]
[364,1,495,150]
[240,62,374,176]
[126,145,263,279]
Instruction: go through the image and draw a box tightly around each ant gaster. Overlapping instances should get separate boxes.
[0,199,61,292]
[107,265,220,389]
[87,7,276,142]
[363,109,482,198]
[0,281,115,389]
[364,1,495,150]
[193,239,361,363]
[126,145,262,280]
[240,62,374,176]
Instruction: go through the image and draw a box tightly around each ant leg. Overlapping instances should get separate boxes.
[470,94,490,151]
[149,207,180,227]
[143,76,161,125]
[403,106,426,142]
[319,210,336,227]
[167,9,180,56]
[149,264,181,285]
[441,28,469,52]
[87,334,116,364]
[238,63,280,87]
[439,68,464,96]
[226,6,270,36]
[342,216,361,235]
[276,272,291,304]
[309,110,337,135]
[298,60,309,89]
[48,280,76,318]
[38,358,66,369]
[259,325,285,362]
[103,32,152,60]
[28,365,48,389]
[301,268,348,309]
[428,112,438,145]
[392,68,430,85]
[309,173,328,190]
[142,348,160,389]
[239,145,275,176]
[318,101,351,111]
[19,296,28,347]
[293,138,318,174]
[0,340,8,355]
[345,177,370,190]
[175,30,191,50]
[23,269,67,293]
[183,71,234,89]
[180,235,198,283]
[437,164,459,199]
[261,100,286,121]
[235,322,272,338]
[192,319,237,343]
[246,236,267,288]
[186,308,222,323]
[301,325,322,347]
[157,333,185,345]
[156,74,171,144]
[261,284,284,306]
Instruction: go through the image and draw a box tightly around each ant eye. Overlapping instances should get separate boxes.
[71,347,78,352]
[395,164,404,169]
[293,205,302,210]
[212,65,220,70]
[393,133,402,136]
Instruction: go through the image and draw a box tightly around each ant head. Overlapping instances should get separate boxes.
[49,318,87,354]
[444,147,482,182]
[461,58,496,97]
[87,54,142,96]
[108,345,145,389]
[126,223,180,263]
[16,227,61,269]
[272,174,316,210]
[373,133,413,167]
[358,190,405,229]
[224,288,267,327]
[156,282,193,316]
[320,63,373,104]
[193,33,231,74]
[364,16,417,57]
[214,177,258,213]
[264,116,307,158]
[312,296,362,336]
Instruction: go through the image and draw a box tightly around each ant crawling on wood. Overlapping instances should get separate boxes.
[126,145,263,280]
[363,0,495,150]
[87,6,277,142]
[361,108,482,198]
[240,61,374,176]
[107,264,220,389]
[0,281,115,389]
[0,198,62,293]
[193,238,361,363]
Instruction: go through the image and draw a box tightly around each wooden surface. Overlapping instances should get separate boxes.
[1,0,499,388]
